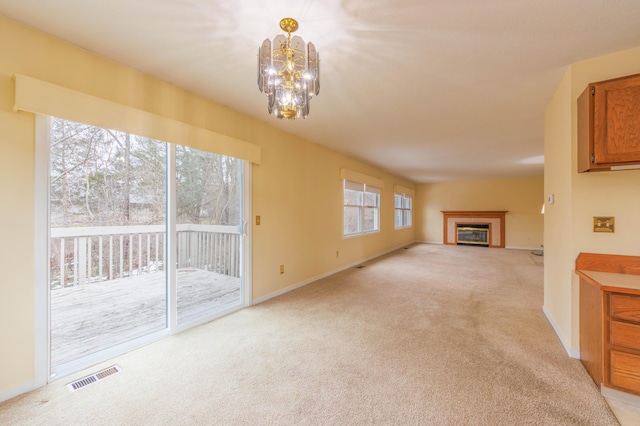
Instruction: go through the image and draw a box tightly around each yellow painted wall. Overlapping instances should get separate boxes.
[415,176,544,249]
[252,134,416,298]
[0,15,415,395]
[543,45,640,353]
[542,69,574,349]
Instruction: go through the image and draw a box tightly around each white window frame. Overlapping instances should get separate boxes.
[343,180,380,237]
[394,192,413,229]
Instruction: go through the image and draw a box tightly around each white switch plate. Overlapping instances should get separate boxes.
[547,194,554,204]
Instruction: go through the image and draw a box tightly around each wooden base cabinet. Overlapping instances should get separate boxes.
[576,253,640,398]
[606,292,640,395]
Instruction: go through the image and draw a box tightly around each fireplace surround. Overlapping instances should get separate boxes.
[441,211,507,248]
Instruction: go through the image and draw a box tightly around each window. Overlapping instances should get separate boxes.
[343,180,380,236]
[394,193,413,229]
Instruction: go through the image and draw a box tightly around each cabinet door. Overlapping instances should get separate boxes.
[593,74,640,165]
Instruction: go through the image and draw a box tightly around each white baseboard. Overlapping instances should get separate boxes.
[419,242,539,250]
[252,242,414,305]
[506,246,543,251]
[0,380,36,404]
[602,385,640,408]
[543,305,580,359]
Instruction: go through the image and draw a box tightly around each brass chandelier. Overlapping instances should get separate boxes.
[258,18,320,119]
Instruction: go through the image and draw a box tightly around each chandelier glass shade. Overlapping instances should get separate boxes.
[258,18,320,119]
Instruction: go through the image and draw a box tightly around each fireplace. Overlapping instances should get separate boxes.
[441,211,507,248]
[456,224,489,247]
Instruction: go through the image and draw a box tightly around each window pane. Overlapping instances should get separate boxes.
[395,209,403,228]
[404,210,412,227]
[176,147,241,226]
[364,191,379,207]
[344,206,361,234]
[176,146,242,325]
[394,194,402,209]
[364,207,379,232]
[49,118,167,367]
[344,189,363,206]
[403,197,412,209]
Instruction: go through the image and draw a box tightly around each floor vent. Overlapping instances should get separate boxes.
[66,365,121,392]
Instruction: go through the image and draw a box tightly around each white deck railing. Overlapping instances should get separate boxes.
[50,224,240,288]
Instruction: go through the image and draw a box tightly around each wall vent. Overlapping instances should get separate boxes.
[66,365,121,392]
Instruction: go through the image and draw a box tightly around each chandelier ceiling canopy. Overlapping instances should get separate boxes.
[257,18,320,120]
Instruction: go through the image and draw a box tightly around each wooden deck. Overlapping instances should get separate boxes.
[50,269,240,367]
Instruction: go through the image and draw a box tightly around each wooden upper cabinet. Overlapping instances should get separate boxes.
[578,73,640,173]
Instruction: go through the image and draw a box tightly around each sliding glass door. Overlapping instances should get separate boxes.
[47,117,247,375]
[49,119,167,369]
[175,146,243,325]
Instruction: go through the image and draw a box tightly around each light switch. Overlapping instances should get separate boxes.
[256,215,261,225]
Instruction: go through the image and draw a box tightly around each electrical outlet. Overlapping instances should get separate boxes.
[280,265,284,274]
[256,215,261,225]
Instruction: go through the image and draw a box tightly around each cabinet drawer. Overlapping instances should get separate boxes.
[610,350,640,394]
[611,294,640,323]
[610,321,640,351]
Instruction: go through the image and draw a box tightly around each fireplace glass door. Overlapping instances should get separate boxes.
[456,224,489,247]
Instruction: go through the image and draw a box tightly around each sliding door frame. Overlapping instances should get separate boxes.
[34,115,252,384]
[33,115,50,388]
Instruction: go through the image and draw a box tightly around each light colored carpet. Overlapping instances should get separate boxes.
[0,244,622,425]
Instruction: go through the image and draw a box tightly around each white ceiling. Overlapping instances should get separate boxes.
[2,0,640,183]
